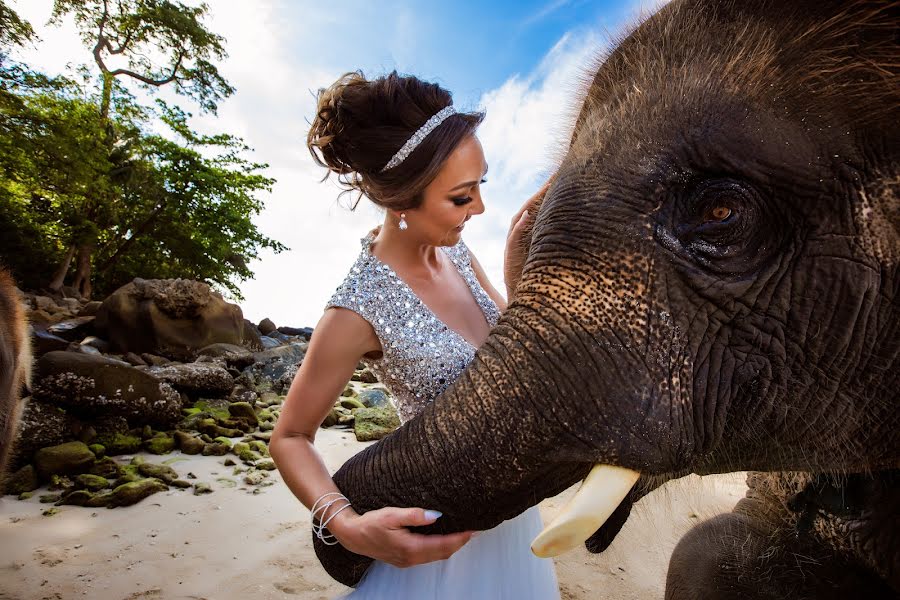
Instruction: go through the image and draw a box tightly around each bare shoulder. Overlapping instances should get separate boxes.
[309,306,382,359]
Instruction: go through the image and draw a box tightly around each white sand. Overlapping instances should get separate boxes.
[0,429,746,599]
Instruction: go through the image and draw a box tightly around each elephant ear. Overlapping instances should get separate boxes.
[583,495,633,553]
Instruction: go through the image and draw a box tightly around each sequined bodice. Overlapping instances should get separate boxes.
[326,231,501,423]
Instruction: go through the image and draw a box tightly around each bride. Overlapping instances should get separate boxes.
[270,70,558,599]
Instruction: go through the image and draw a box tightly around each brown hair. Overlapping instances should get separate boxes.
[307,71,484,211]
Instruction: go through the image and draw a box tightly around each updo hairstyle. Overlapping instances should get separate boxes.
[307,71,484,211]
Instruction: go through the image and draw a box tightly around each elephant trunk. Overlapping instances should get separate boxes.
[313,307,604,585]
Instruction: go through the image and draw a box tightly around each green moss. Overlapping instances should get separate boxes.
[248,440,269,456]
[88,444,106,459]
[212,436,234,448]
[75,474,109,491]
[95,433,142,456]
[17,492,33,500]
[144,436,176,455]
[42,507,60,516]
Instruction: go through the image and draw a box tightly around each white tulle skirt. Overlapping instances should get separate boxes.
[340,506,559,599]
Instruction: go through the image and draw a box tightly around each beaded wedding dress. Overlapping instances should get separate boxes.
[325,231,560,599]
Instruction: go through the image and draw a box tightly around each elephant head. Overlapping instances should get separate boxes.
[316,0,899,586]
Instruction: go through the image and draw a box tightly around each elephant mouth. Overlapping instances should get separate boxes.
[531,464,640,557]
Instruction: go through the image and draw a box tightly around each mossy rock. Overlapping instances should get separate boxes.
[174,431,205,455]
[227,402,258,427]
[171,479,192,489]
[244,471,268,485]
[144,435,176,455]
[202,442,230,456]
[320,408,339,428]
[231,441,250,456]
[259,421,275,431]
[94,433,142,456]
[39,493,62,503]
[193,482,213,495]
[353,406,401,442]
[58,489,111,507]
[88,444,106,459]
[248,440,269,456]
[212,436,233,448]
[89,457,121,479]
[18,491,33,500]
[75,473,109,491]
[141,425,154,440]
[116,464,142,484]
[107,478,168,507]
[34,441,96,480]
[42,507,60,516]
[339,398,366,410]
[340,386,355,398]
[238,448,262,463]
[4,464,39,495]
[255,459,276,471]
[256,408,275,422]
[48,474,75,493]
[137,463,179,484]
[190,399,232,422]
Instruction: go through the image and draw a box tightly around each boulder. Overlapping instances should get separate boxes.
[196,343,255,369]
[3,464,39,495]
[47,317,96,342]
[259,336,281,349]
[10,398,82,470]
[352,406,400,442]
[358,389,391,408]
[257,318,276,335]
[34,441,96,480]
[33,351,182,426]
[31,326,70,357]
[107,478,169,507]
[147,362,234,396]
[276,326,313,340]
[93,278,260,360]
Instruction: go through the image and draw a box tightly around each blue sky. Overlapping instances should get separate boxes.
[12,0,663,327]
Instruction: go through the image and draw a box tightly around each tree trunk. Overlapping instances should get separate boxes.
[47,244,77,292]
[71,243,94,299]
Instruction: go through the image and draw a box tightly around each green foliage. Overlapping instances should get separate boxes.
[0,1,35,48]
[0,3,285,299]
[51,0,233,113]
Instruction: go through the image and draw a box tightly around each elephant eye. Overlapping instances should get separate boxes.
[705,205,733,223]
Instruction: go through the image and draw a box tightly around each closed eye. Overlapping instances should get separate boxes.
[451,178,487,205]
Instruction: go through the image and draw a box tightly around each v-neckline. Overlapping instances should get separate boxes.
[363,232,488,349]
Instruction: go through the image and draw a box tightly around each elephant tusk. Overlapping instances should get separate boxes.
[531,464,640,558]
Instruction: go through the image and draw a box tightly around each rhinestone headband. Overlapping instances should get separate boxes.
[380,105,457,172]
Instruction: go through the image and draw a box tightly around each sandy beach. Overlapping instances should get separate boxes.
[0,429,747,600]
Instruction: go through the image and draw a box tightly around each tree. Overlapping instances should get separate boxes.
[0,1,35,49]
[47,0,235,297]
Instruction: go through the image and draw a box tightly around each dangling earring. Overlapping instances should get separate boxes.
[398,212,408,231]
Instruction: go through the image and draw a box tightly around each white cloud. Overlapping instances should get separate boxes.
[9,0,625,330]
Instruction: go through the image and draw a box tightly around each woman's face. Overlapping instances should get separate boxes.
[408,135,488,246]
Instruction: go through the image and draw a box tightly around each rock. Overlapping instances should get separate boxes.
[339,398,366,410]
[77,301,103,317]
[75,473,109,491]
[174,431,206,455]
[3,464,39,495]
[9,398,81,470]
[122,352,147,366]
[202,442,230,456]
[94,432,142,456]
[47,316,95,342]
[258,336,281,349]
[144,435,176,455]
[276,326,313,340]
[258,318,276,336]
[89,457,121,479]
[18,492,33,500]
[141,353,171,367]
[242,319,263,351]
[147,362,234,396]
[94,278,258,360]
[171,480,191,489]
[31,326,70,357]
[244,471,268,485]
[255,459,276,471]
[227,402,259,427]
[321,408,339,428]
[40,494,62,504]
[33,441,96,480]
[57,489,109,507]
[137,463,179,484]
[358,389,391,408]
[351,369,379,384]
[353,406,401,441]
[107,478,169,507]
[247,342,307,387]
[33,351,182,426]
[251,431,272,442]
[193,482,213,495]
[59,297,82,312]
[34,295,58,312]
[197,343,255,369]
[66,342,101,355]
[79,336,110,353]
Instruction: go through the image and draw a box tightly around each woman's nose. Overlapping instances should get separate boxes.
[471,192,486,216]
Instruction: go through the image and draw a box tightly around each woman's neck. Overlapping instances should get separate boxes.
[371,219,444,281]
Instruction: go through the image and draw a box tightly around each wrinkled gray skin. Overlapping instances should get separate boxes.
[315,1,899,597]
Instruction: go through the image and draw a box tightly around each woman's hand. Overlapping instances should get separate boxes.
[328,506,475,568]
[503,176,554,302]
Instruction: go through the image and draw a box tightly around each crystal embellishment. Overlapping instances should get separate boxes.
[380,106,457,172]
[325,230,501,424]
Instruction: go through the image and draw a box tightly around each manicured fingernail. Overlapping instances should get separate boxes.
[424,510,443,521]
[523,210,529,219]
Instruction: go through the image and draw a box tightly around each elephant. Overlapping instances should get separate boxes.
[314,0,899,597]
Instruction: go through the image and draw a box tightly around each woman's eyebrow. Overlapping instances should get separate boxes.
[448,180,478,192]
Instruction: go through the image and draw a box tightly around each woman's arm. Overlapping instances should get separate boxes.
[269,307,473,567]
